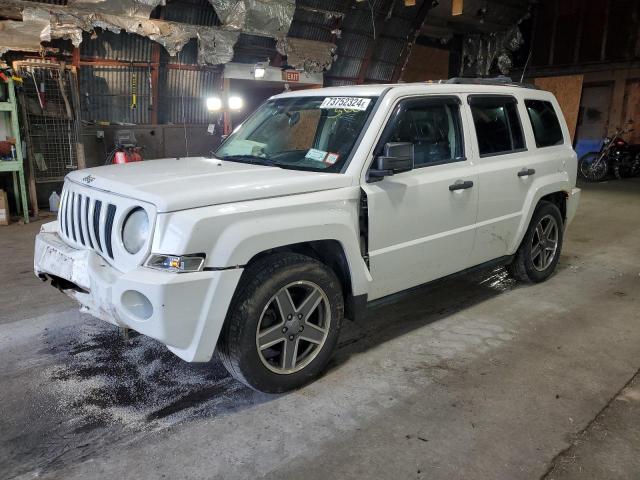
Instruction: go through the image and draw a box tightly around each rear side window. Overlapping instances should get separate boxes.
[469,96,525,156]
[525,100,564,147]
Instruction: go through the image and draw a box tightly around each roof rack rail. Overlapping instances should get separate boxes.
[444,76,539,90]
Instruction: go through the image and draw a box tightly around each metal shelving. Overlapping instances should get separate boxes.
[0,77,29,223]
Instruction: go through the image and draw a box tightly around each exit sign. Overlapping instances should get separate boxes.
[282,70,300,82]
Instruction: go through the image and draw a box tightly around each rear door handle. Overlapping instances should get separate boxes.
[518,168,536,177]
[449,180,474,191]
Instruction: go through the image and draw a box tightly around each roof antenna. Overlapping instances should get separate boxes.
[520,47,533,83]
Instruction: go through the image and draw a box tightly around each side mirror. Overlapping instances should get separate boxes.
[368,142,414,181]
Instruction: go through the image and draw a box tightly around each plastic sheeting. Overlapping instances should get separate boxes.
[276,37,335,73]
[196,28,239,64]
[0,18,45,55]
[0,0,321,70]
[208,0,295,38]
[462,25,524,76]
[67,0,166,19]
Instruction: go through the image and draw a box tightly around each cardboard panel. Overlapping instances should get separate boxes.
[400,45,450,83]
[534,75,584,142]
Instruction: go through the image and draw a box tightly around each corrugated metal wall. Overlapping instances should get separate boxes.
[160,68,219,124]
[233,34,278,64]
[80,31,153,62]
[325,0,428,85]
[80,65,152,123]
[161,0,221,26]
[77,0,222,125]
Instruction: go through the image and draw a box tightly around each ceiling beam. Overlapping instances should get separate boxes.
[354,0,395,84]
[391,0,438,82]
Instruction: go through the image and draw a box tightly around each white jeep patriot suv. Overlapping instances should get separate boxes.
[35,79,580,393]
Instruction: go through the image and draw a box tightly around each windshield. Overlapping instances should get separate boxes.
[215,95,378,172]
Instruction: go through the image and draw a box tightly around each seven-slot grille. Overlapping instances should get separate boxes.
[58,186,118,260]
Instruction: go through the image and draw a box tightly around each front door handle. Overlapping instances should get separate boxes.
[518,168,536,177]
[449,180,474,191]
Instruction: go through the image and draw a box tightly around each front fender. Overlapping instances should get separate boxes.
[152,187,371,297]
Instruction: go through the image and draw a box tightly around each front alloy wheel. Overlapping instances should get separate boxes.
[218,253,343,393]
[256,281,331,374]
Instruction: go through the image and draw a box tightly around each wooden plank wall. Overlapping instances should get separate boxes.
[534,75,584,142]
[622,80,640,144]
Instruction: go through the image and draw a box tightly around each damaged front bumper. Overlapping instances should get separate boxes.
[34,221,243,362]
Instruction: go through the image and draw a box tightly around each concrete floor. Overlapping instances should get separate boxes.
[1,179,639,480]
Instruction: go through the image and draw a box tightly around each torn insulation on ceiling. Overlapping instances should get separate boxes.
[276,37,336,74]
[0,19,45,55]
[0,0,330,72]
[67,0,166,19]
[461,24,524,76]
[460,5,531,77]
[208,0,295,38]
[1,1,239,63]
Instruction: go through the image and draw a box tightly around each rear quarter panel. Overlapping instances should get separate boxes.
[508,89,578,252]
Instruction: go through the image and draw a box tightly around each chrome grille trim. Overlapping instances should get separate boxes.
[76,193,85,246]
[93,200,103,252]
[83,195,93,249]
[57,180,156,273]
[105,204,117,259]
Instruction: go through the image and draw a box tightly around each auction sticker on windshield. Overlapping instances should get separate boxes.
[305,148,328,162]
[320,97,371,110]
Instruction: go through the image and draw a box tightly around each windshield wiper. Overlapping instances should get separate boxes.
[218,154,284,168]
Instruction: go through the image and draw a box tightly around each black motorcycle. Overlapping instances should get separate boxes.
[578,126,640,182]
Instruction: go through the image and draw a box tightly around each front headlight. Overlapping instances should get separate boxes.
[122,207,149,254]
[145,254,205,273]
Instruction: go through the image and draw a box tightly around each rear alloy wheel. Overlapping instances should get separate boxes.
[507,201,564,283]
[530,214,559,273]
[218,253,343,393]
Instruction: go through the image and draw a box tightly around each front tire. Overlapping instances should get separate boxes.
[218,253,344,393]
[578,152,608,182]
[507,201,564,283]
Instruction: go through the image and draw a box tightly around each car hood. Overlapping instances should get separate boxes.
[66,157,353,212]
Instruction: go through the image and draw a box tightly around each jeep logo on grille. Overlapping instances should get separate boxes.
[82,174,96,184]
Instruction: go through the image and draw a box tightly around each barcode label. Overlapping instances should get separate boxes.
[320,97,372,111]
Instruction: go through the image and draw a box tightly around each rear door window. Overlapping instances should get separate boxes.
[524,100,565,147]
[469,96,526,156]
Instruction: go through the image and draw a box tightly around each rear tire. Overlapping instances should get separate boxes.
[507,201,564,283]
[218,253,344,393]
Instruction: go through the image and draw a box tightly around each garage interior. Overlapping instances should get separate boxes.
[1,0,639,479]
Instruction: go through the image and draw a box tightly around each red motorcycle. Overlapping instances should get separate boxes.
[578,125,640,182]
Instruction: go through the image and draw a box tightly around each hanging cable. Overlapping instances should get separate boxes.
[178,51,190,157]
[367,0,376,40]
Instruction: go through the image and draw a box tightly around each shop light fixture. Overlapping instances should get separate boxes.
[206,97,222,112]
[228,96,244,111]
[254,65,266,79]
